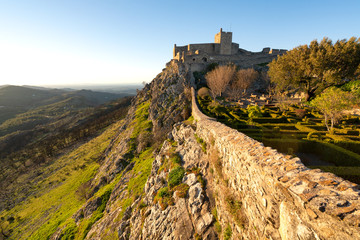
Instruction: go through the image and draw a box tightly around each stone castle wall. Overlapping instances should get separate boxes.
[191,87,360,239]
[173,28,286,68]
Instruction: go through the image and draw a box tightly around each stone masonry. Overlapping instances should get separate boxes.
[191,87,360,239]
[172,28,287,73]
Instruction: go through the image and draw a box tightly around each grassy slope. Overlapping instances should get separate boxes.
[0,97,131,212]
[1,98,156,239]
[0,120,124,240]
[55,100,155,239]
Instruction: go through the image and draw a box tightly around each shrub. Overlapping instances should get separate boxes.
[194,134,207,153]
[59,219,77,240]
[138,201,147,209]
[270,113,279,118]
[157,187,172,198]
[168,167,185,188]
[76,180,92,200]
[154,187,174,210]
[295,109,307,118]
[273,126,280,133]
[198,87,211,97]
[194,233,202,240]
[247,105,262,119]
[170,152,182,166]
[347,130,359,136]
[214,221,222,233]
[173,183,190,198]
[225,194,245,226]
[287,147,294,155]
[307,131,322,140]
[212,208,218,220]
[224,225,232,240]
[197,174,206,189]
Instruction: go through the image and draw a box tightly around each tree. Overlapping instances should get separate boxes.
[235,68,258,94]
[310,87,358,132]
[206,65,237,100]
[268,37,360,101]
[226,68,258,101]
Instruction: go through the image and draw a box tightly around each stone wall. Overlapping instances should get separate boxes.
[191,88,360,239]
[188,43,218,55]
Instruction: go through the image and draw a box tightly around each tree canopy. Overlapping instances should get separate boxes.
[235,68,258,93]
[310,87,358,131]
[226,68,258,100]
[268,37,360,101]
[206,65,237,99]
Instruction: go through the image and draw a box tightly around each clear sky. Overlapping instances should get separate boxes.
[0,0,359,86]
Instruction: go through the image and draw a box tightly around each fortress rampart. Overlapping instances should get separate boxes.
[191,87,360,239]
[173,28,286,72]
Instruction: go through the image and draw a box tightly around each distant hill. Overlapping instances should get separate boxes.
[0,85,132,124]
[0,85,129,107]
[65,89,128,105]
[0,85,63,107]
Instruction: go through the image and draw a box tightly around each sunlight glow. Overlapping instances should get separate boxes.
[0,41,151,86]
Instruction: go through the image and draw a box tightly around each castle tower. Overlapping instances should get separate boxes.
[173,44,177,58]
[214,28,232,55]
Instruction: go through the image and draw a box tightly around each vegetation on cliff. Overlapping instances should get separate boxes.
[0,61,194,239]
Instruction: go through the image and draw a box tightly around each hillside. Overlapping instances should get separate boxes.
[0,87,132,212]
[0,61,359,240]
[0,85,131,125]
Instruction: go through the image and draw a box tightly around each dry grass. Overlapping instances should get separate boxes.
[208,146,247,229]
[209,147,223,180]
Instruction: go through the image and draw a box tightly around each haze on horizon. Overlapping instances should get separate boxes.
[0,0,359,87]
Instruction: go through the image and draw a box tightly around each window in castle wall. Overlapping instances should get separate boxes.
[202,57,207,62]
[193,58,195,61]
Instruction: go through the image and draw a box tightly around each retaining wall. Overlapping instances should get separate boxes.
[191,88,360,239]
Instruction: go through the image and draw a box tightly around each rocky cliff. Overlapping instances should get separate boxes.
[50,61,219,240]
[48,61,360,240]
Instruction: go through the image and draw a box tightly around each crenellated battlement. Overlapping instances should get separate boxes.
[173,28,287,72]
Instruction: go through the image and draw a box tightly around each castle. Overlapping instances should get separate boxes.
[172,28,287,72]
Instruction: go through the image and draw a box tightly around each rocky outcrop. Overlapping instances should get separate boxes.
[50,62,201,240]
[83,124,217,240]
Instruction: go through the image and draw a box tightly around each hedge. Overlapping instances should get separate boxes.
[309,166,360,185]
[332,141,360,155]
[252,117,288,124]
[261,124,298,130]
[261,138,360,167]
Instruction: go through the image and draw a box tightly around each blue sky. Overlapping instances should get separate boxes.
[0,0,359,86]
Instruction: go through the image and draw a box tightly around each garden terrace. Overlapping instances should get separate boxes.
[197,95,360,184]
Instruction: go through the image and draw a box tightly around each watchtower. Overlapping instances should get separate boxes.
[214,28,232,55]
